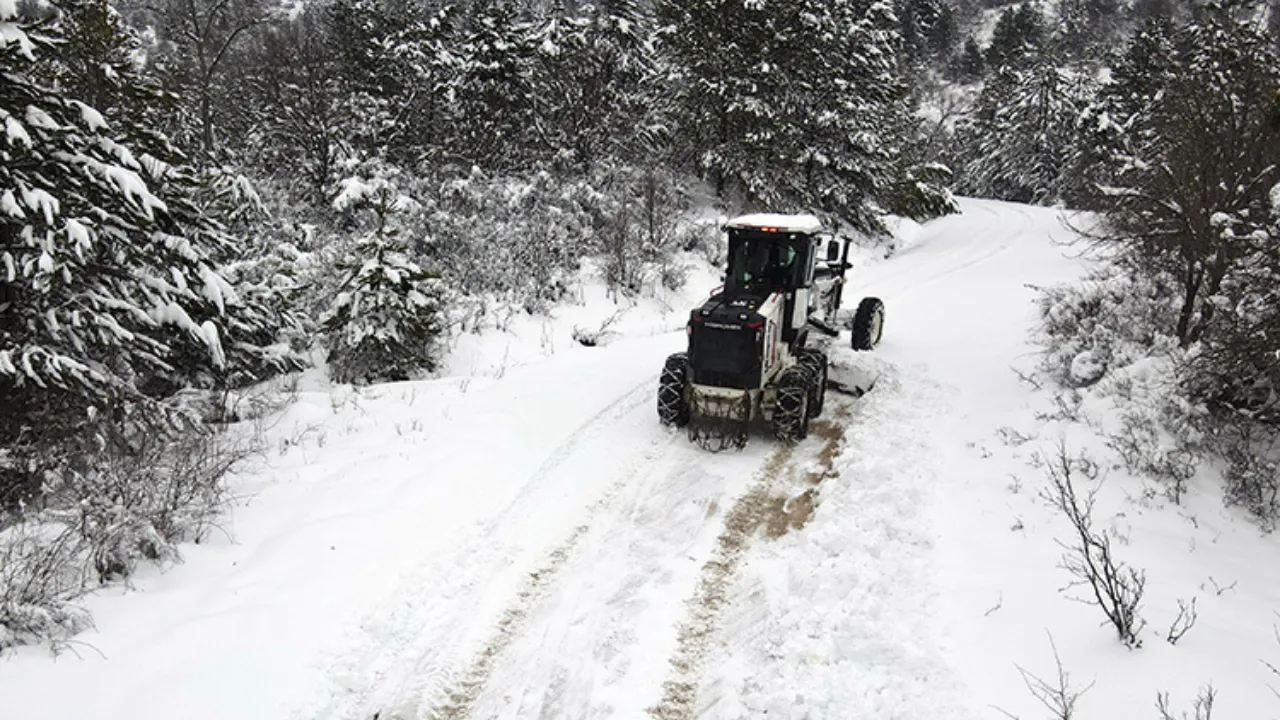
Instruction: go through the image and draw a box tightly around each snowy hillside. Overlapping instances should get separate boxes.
[3,199,1279,719]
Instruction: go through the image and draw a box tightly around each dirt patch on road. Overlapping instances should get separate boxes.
[761,406,851,540]
[762,487,817,539]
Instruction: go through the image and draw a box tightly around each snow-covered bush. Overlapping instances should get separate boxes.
[1039,7,1280,525]
[1035,263,1207,499]
[323,174,443,384]
[0,522,92,652]
[406,162,703,333]
[61,424,257,581]
[1216,420,1280,530]
[0,417,258,651]
[1035,260,1182,389]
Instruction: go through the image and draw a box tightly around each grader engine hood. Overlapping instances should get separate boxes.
[686,291,781,390]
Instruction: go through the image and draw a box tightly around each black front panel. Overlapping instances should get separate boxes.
[688,322,762,390]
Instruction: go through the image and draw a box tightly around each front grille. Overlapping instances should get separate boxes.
[693,369,746,389]
[689,324,761,389]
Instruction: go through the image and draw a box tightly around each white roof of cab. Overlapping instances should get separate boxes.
[724,213,824,234]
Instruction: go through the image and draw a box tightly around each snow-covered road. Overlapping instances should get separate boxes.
[24,198,1251,720]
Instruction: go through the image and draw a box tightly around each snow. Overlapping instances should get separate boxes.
[0,21,34,59]
[198,320,225,368]
[20,185,59,224]
[0,189,20,218]
[724,212,824,234]
[4,198,1280,719]
[23,105,58,131]
[1070,350,1106,386]
[5,114,30,147]
[99,164,166,217]
[71,101,108,133]
[64,218,91,257]
[198,263,237,312]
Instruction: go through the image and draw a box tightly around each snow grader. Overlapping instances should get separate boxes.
[657,214,883,450]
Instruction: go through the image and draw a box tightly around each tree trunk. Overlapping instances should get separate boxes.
[1176,259,1203,347]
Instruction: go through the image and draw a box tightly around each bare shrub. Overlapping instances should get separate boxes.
[0,416,260,649]
[1040,442,1147,647]
[997,634,1094,720]
[1165,597,1197,645]
[1156,684,1216,720]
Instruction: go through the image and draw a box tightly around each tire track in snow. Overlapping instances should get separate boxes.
[426,473,634,720]
[856,200,1032,303]
[648,405,853,720]
[297,377,663,720]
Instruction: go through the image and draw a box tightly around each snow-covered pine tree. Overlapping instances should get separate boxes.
[985,2,1047,71]
[384,2,459,163]
[951,36,986,80]
[1054,0,1122,65]
[44,0,301,393]
[1,2,288,478]
[823,0,958,226]
[449,0,537,171]
[896,0,957,65]
[526,0,658,171]
[325,0,418,159]
[656,0,954,233]
[957,56,1092,204]
[654,0,765,200]
[324,0,459,164]
[1074,3,1280,348]
[322,175,442,384]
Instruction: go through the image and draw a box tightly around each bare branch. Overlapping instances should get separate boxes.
[1041,440,1146,647]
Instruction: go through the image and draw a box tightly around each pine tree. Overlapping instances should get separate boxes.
[1073,3,1280,348]
[1054,0,1122,64]
[897,0,956,64]
[47,0,300,391]
[958,57,1092,204]
[450,0,537,171]
[656,0,955,233]
[324,0,459,163]
[1,2,287,455]
[526,0,658,171]
[985,3,1047,71]
[952,35,986,80]
[323,175,442,384]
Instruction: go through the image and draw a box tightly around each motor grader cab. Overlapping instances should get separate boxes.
[658,213,885,450]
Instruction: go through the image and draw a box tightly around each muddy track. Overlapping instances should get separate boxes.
[649,404,852,720]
